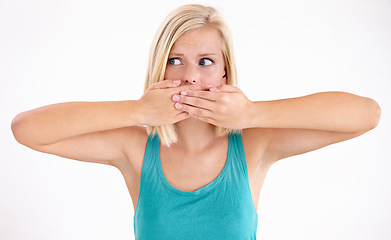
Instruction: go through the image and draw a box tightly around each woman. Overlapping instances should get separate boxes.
[11,4,381,240]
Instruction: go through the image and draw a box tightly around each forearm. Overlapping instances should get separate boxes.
[248,92,381,132]
[11,100,141,147]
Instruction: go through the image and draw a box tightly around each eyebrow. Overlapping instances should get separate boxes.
[169,53,217,57]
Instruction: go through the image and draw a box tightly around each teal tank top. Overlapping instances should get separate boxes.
[134,133,258,239]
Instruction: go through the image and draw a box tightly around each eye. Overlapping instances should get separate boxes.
[168,58,181,65]
[199,58,213,66]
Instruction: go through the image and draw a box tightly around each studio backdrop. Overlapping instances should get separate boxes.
[1,0,390,239]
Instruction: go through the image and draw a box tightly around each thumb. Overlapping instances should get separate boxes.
[149,80,181,90]
[212,84,240,93]
[173,111,190,123]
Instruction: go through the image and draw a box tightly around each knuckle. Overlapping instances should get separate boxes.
[221,95,229,103]
[218,105,228,114]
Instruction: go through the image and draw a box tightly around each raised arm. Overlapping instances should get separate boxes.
[11,80,198,166]
[171,86,381,163]
[247,91,380,133]
[11,100,144,166]
[245,91,381,162]
[12,101,140,148]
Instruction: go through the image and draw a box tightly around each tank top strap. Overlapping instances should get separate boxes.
[142,134,159,169]
[137,134,160,202]
[228,133,250,181]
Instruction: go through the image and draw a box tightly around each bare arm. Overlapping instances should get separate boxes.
[245,92,381,162]
[12,101,140,147]
[11,80,200,166]
[247,92,380,133]
[172,87,381,164]
[11,100,145,166]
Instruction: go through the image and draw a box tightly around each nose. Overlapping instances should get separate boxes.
[185,79,197,84]
[184,79,197,84]
[182,64,200,84]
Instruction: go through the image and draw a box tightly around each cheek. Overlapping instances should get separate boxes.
[200,74,224,85]
[200,69,226,85]
[164,67,176,80]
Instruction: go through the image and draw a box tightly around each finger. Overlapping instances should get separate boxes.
[174,95,215,111]
[178,89,217,101]
[171,84,210,103]
[149,79,181,90]
[175,83,210,92]
[173,111,190,123]
[175,103,215,121]
[213,84,240,93]
[190,113,216,125]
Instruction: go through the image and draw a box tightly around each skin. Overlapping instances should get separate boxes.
[11,26,381,211]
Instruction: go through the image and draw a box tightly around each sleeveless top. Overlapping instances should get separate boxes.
[134,133,258,239]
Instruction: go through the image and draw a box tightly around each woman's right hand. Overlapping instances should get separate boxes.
[137,80,204,126]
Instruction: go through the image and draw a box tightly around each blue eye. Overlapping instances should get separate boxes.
[200,58,213,66]
[169,58,181,65]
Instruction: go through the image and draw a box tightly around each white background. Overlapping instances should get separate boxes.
[1,0,390,239]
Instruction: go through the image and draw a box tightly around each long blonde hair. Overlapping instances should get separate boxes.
[144,4,239,146]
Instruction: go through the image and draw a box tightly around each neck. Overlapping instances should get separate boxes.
[174,118,218,152]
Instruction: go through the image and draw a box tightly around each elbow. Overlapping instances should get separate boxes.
[11,113,25,145]
[11,112,49,151]
[366,98,381,131]
[11,112,32,146]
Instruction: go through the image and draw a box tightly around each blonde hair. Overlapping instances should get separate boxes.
[144,4,240,146]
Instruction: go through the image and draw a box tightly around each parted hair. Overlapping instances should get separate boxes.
[144,4,239,146]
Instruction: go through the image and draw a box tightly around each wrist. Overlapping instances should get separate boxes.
[246,101,265,128]
[248,101,257,128]
[126,100,144,126]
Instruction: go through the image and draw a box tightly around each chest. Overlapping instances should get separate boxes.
[124,134,271,211]
[160,143,228,192]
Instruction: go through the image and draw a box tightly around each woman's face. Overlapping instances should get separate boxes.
[164,26,227,87]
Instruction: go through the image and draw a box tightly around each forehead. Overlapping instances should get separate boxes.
[170,26,222,54]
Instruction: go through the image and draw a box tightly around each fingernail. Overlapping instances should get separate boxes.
[173,80,180,85]
[210,87,218,92]
[172,95,180,101]
[206,84,212,89]
[180,90,187,96]
[175,102,183,109]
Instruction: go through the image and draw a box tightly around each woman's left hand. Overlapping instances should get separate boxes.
[171,84,254,129]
